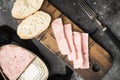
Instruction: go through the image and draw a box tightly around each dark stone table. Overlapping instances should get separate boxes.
[48,0,120,80]
[0,0,120,80]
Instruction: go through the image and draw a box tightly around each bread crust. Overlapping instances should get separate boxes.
[17,11,51,39]
[12,0,44,19]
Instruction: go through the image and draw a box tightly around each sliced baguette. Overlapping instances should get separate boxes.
[12,0,44,19]
[17,11,51,39]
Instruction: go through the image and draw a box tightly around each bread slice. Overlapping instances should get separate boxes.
[11,0,44,19]
[17,11,51,39]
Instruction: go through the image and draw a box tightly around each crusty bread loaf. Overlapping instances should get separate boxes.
[11,0,44,19]
[17,11,51,39]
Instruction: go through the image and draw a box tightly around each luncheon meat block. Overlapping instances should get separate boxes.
[0,45,35,80]
[52,18,70,55]
[64,24,76,61]
[72,32,83,69]
[81,33,89,69]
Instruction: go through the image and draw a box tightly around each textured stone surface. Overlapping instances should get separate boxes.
[48,0,120,80]
[0,0,120,80]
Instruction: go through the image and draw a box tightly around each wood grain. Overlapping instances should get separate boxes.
[36,0,112,80]
[17,0,112,80]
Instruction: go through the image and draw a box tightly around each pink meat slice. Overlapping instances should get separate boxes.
[0,45,35,80]
[64,24,76,61]
[51,18,71,55]
[81,33,89,69]
[72,32,83,69]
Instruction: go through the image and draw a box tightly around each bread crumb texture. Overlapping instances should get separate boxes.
[12,0,44,19]
[17,11,51,39]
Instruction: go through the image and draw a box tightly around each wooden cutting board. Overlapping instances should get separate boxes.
[17,0,112,80]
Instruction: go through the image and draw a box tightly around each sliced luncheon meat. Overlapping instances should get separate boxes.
[64,24,76,61]
[73,32,83,69]
[52,18,70,55]
[81,33,89,69]
[51,18,89,69]
[0,44,35,80]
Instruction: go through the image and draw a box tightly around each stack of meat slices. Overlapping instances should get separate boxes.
[52,18,89,69]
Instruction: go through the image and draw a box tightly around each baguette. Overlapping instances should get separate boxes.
[12,0,44,19]
[17,11,51,39]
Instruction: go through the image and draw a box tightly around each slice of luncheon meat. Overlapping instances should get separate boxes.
[0,45,35,80]
[64,24,76,61]
[81,33,89,69]
[51,18,70,55]
[72,32,83,69]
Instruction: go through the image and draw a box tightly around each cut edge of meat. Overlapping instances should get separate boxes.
[51,18,89,69]
[51,18,71,55]
[64,24,77,61]
[0,44,36,80]
[81,33,89,69]
[72,32,83,69]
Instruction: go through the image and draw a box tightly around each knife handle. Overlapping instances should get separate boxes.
[95,18,120,48]
[104,28,120,48]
